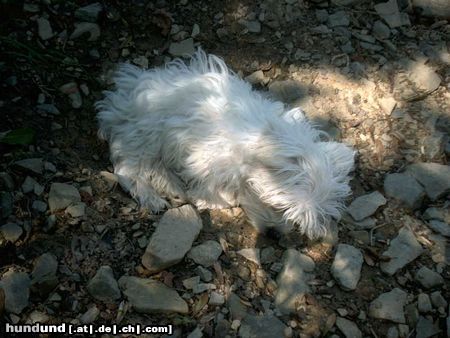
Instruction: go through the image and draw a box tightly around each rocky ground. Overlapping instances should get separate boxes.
[0,0,449,337]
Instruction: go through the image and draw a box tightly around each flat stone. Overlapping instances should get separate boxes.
[74,2,102,22]
[70,22,101,41]
[182,276,200,290]
[384,173,425,209]
[327,11,350,27]
[378,96,397,114]
[0,172,14,191]
[375,0,410,28]
[31,253,58,294]
[411,0,450,19]
[22,176,37,193]
[387,326,399,338]
[415,316,441,338]
[37,17,53,40]
[430,291,447,308]
[417,293,432,313]
[415,266,444,288]
[380,227,423,275]
[395,62,441,101]
[87,266,121,303]
[423,207,450,223]
[0,271,31,314]
[0,223,23,243]
[169,38,195,57]
[427,220,450,237]
[15,158,43,174]
[65,202,86,218]
[331,244,363,290]
[336,317,362,338]
[237,248,260,265]
[406,163,450,200]
[331,0,359,5]
[239,314,286,338]
[142,205,202,273]
[243,20,261,33]
[187,240,222,267]
[369,288,407,323]
[209,291,225,306]
[118,276,188,314]
[373,20,391,40]
[228,293,248,320]
[80,305,100,324]
[245,70,267,86]
[195,266,213,282]
[347,191,387,221]
[275,249,315,314]
[48,183,81,212]
[32,200,47,213]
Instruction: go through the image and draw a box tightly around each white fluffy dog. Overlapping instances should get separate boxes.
[96,49,354,239]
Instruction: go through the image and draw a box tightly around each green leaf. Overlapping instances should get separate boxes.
[0,128,35,145]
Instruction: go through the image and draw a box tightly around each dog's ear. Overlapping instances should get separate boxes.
[320,141,355,178]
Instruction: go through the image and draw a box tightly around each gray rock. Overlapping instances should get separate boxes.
[74,2,102,22]
[417,293,432,313]
[80,305,99,324]
[37,104,60,115]
[415,266,444,288]
[239,314,286,338]
[182,276,200,290]
[22,176,37,193]
[384,173,424,209]
[347,191,387,221]
[369,288,407,323]
[395,62,441,102]
[142,205,202,273]
[188,240,222,267]
[380,227,423,275]
[59,82,82,109]
[411,0,450,19]
[268,80,306,103]
[427,220,450,237]
[430,291,447,308]
[237,248,260,265]
[0,271,31,314]
[373,20,391,40]
[15,158,43,174]
[187,327,203,338]
[70,22,101,41]
[118,276,188,314]
[245,70,267,86]
[275,249,315,314]
[32,200,47,213]
[0,223,23,243]
[228,292,248,320]
[0,192,13,219]
[0,172,14,191]
[209,291,225,306]
[387,326,399,338]
[169,38,195,57]
[243,20,261,33]
[65,203,86,218]
[315,9,328,23]
[424,207,450,223]
[374,0,410,28]
[336,317,362,338]
[37,17,53,40]
[31,253,58,294]
[331,244,363,290]
[406,163,450,200]
[415,316,441,338]
[327,11,350,27]
[331,0,359,4]
[48,183,81,212]
[87,266,121,303]
[195,266,212,282]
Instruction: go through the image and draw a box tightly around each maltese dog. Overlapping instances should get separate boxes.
[96,49,354,239]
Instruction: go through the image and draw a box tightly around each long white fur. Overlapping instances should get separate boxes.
[96,49,355,239]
